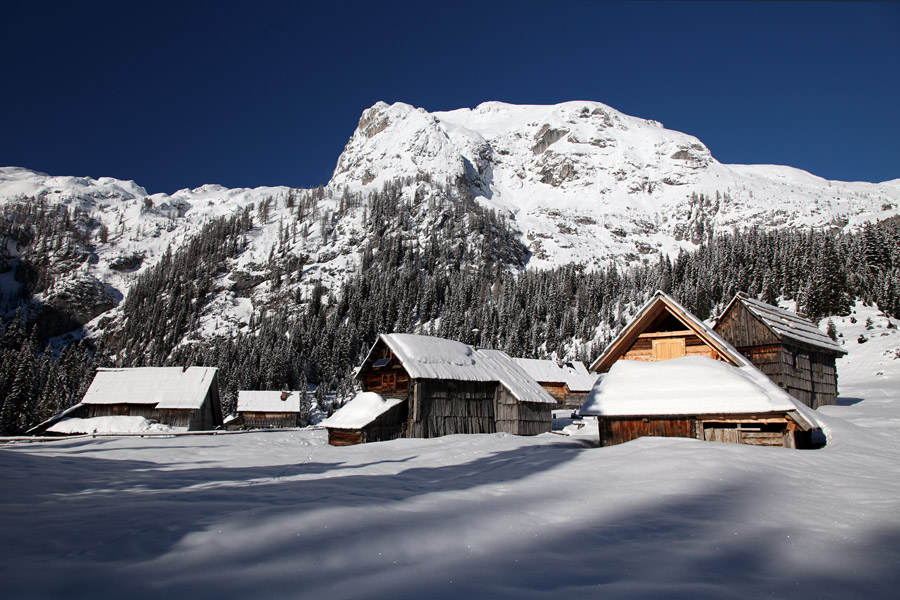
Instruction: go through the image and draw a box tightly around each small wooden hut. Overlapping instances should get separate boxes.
[589,291,747,374]
[237,390,307,429]
[333,333,557,445]
[713,293,847,409]
[322,392,408,446]
[76,367,222,430]
[512,358,598,409]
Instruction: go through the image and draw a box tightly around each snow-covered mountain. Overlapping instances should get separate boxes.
[331,101,900,266]
[1,100,898,342]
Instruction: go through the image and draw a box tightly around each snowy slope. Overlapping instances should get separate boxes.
[0,308,898,599]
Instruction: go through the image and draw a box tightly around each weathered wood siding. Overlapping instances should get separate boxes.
[599,413,808,448]
[715,302,841,409]
[620,333,718,363]
[714,302,780,348]
[495,387,553,435]
[598,416,693,446]
[240,412,301,429]
[328,428,364,446]
[408,379,498,438]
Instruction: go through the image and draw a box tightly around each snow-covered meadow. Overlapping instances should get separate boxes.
[2,304,899,599]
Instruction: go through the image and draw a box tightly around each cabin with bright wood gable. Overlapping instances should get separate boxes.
[582,292,821,448]
[589,291,747,374]
[512,358,598,409]
[331,333,557,445]
[237,390,307,429]
[79,367,223,430]
[713,293,847,409]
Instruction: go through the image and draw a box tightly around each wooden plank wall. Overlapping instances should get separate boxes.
[495,388,552,435]
[621,334,716,362]
[241,412,300,429]
[599,417,694,446]
[409,380,497,438]
[715,303,780,348]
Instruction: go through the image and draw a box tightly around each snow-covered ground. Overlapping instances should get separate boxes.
[1,303,899,599]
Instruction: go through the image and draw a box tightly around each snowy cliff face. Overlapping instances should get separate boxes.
[331,101,900,267]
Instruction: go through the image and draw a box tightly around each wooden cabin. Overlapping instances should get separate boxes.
[76,367,222,431]
[589,291,747,374]
[237,390,307,429]
[328,334,557,445]
[713,293,847,409]
[512,358,598,409]
[582,292,821,449]
[580,356,819,449]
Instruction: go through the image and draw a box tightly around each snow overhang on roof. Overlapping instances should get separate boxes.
[579,356,819,430]
[237,390,304,413]
[82,367,217,410]
[322,392,404,429]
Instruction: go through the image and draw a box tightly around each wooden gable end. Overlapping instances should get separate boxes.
[591,294,739,373]
[714,298,781,350]
[356,338,411,398]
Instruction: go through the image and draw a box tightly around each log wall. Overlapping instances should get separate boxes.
[240,412,301,429]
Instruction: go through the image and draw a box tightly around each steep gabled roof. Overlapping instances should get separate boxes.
[82,367,217,410]
[589,291,749,373]
[512,358,598,393]
[717,293,847,355]
[361,333,556,405]
[237,390,305,413]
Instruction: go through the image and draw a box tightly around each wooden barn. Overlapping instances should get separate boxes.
[713,293,847,409]
[589,291,748,374]
[512,358,598,409]
[579,355,820,449]
[328,333,557,445]
[76,367,223,431]
[237,390,307,429]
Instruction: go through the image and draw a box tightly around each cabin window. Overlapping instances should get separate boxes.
[652,338,685,361]
[381,372,396,390]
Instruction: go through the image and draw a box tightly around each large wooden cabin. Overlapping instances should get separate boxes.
[583,292,821,449]
[714,293,847,409]
[327,334,557,445]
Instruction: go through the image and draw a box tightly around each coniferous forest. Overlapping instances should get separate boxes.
[1,179,899,434]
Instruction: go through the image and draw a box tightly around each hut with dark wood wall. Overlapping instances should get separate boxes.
[327,333,557,445]
[582,292,821,449]
[512,358,598,409]
[323,392,408,446]
[70,367,222,431]
[237,390,307,429]
[713,293,847,409]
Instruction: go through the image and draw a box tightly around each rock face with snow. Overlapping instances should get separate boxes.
[1,100,898,344]
[332,101,900,266]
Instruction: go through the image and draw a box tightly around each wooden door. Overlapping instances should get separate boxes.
[652,338,685,361]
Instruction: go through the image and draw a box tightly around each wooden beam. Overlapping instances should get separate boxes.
[637,330,694,339]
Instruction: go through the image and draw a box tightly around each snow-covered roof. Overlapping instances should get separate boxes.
[590,291,750,373]
[237,390,304,413]
[371,334,556,404]
[580,356,820,428]
[47,416,180,434]
[721,294,847,355]
[82,367,217,410]
[322,392,404,430]
[512,358,598,392]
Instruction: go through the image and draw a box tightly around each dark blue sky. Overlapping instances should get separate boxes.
[2,1,898,194]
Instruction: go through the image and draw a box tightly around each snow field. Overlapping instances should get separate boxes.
[1,304,899,598]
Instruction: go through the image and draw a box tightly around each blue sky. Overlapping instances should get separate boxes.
[2,0,898,194]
